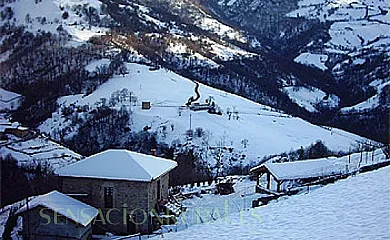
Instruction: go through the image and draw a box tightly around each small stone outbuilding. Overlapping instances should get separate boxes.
[16,190,98,240]
[56,149,177,235]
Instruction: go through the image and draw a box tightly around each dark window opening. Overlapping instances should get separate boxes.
[104,187,113,208]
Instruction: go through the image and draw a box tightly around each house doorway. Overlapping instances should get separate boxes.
[127,214,137,234]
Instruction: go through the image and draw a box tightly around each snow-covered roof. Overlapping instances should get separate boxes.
[0,88,22,102]
[16,191,98,227]
[0,120,19,132]
[251,158,346,181]
[56,149,178,182]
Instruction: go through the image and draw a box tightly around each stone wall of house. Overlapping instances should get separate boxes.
[148,173,170,213]
[59,173,170,234]
[20,207,92,240]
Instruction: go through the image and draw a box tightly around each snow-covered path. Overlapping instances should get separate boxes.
[160,167,390,239]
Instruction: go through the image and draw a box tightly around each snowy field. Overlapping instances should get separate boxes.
[294,53,328,71]
[159,166,390,239]
[40,63,369,168]
[283,86,339,112]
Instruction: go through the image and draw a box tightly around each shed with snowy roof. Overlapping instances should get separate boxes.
[56,149,177,235]
[250,158,347,193]
[0,88,23,111]
[16,190,98,240]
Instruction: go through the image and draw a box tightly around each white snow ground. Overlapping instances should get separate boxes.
[294,53,329,71]
[167,149,388,231]
[39,63,369,168]
[160,166,390,240]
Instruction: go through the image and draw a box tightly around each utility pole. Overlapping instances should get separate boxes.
[0,155,2,209]
[358,144,363,170]
[348,146,351,165]
[27,196,31,239]
[189,112,192,131]
[129,91,132,112]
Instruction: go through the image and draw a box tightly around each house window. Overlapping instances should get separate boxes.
[104,187,114,208]
[157,180,161,200]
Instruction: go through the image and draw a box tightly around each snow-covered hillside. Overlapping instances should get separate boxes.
[0,135,82,169]
[0,0,109,42]
[195,16,247,43]
[341,80,390,112]
[161,166,390,239]
[287,0,390,54]
[40,63,369,168]
[0,134,82,169]
[286,0,390,117]
[0,118,82,169]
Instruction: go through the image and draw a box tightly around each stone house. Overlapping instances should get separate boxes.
[16,190,98,240]
[56,149,177,235]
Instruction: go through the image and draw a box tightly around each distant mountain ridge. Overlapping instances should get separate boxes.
[0,0,388,143]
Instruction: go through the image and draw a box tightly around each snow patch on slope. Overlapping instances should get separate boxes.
[195,17,247,43]
[341,81,390,112]
[283,86,340,112]
[167,41,220,68]
[294,53,329,71]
